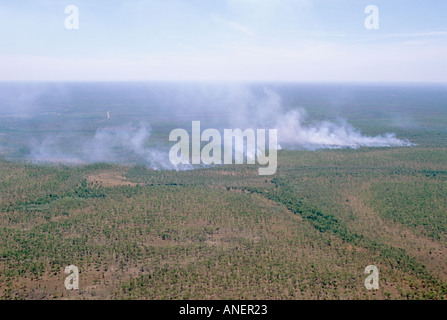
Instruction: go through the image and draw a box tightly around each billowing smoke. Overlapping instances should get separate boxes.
[82,123,178,170]
[29,123,192,170]
[2,83,414,169]
[224,88,413,149]
[277,109,411,149]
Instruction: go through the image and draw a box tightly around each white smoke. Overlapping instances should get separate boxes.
[29,123,192,170]
[25,85,413,168]
[225,88,413,149]
[276,109,412,149]
[84,123,191,170]
[28,136,85,165]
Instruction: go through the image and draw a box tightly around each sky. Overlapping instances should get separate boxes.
[0,0,446,82]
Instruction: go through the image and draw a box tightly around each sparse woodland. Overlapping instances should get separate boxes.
[1,145,446,299]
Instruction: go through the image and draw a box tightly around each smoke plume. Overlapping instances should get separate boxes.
[29,122,194,170]
[1,83,414,169]
[224,87,413,149]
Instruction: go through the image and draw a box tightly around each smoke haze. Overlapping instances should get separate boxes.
[222,88,413,149]
[0,83,417,169]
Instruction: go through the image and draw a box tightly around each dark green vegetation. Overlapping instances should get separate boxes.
[0,83,446,299]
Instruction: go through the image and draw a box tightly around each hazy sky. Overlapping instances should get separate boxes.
[0,0,446,82]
